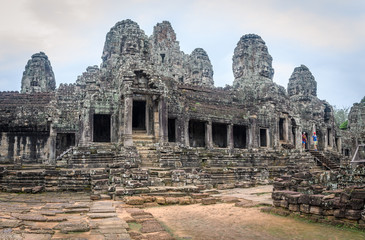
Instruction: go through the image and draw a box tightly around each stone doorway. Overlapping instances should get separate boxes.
[168,118,176,142]
[93,114,111,142]
[260,128,268,147]
[233,125,247,149]
[133,100,146,131]
[189,120,206,147]
[212,123,227,148]
[56,133,75,157]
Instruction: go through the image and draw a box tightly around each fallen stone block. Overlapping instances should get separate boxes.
[201,197,217,205]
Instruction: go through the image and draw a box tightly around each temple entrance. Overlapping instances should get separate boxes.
[168,118,176,142]
[260,128,268,147]
[279,118,285,141]
[233,125,247,149]
[212,123,227,148]
[189,120,206,147]
[93,114,111,142]
[133,100,146,130]
[56,133,75,157]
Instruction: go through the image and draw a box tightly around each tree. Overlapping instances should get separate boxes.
[361,96,365,103]
[333,105,349,129]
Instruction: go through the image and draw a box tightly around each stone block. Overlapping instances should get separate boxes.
[289,204,299,212]
[334,209,346,218]
[309,206,323,215]
[287,194,301,204]
[273,200,281,207]
[300,204,310,214]
[156,196,166,205]
[323,209,334,216]
[165,197,179,205]
[309,195,324,206]
[348,198,364,210]
[351,189,365,199]
[298,194,309,204]
[202,197,217,205]
[124,196,145,205]
[345,209,362,220]
[179,197,191,205]
[340,192,350,203]
[279,200,288,209]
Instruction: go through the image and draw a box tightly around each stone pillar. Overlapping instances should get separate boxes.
[159,96,168,143]
[124,93,133,147]
[249,117,257,149]
[337,137,342,153]
[48,123,57,165]
[228,124,234,150]
[184,119,190,147]
[206,121,213,149]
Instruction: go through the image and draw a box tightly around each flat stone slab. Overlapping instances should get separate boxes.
[64,208,89,213]
[0,220,21,228]
[53,221,90,233]
[21,233,52,240]
[16,214,48,222]
[88,213,117,219]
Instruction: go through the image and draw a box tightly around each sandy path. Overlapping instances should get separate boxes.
[146,189,365,240]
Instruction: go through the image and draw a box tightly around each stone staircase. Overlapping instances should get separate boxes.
[309,150,340,170]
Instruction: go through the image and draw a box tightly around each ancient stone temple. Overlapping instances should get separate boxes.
[0,19,344,195]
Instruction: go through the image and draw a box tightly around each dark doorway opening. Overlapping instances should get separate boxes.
[233,125,247,149]
[260,129,267,147]
[133,101,146,130]
[327,128,331,146]
[168,118,176,142]
[93,114,111,142]
[189,120,206,147]
[279,118,285,141]
[212,123,227,148]
[56,133,75,157]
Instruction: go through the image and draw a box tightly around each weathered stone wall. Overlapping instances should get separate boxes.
[271,167,365,229]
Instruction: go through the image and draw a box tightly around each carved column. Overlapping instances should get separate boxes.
[159,96,168,143]
[124,92,133,147]
[184,119,190,147]
[249,117,257,149]
[228,124,234,150]
[206,121,213,149]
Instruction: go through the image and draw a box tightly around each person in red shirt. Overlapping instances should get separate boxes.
[302,132,307,149]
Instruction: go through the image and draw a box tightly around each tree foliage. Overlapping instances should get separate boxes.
[339,120,348,129]
[333,105,349,128]
[361,96,365,103]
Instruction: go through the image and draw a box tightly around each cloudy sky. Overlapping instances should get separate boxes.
[0,0,364,108]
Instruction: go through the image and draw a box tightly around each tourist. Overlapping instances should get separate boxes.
[312,132,318,151]
[302,132,307,149]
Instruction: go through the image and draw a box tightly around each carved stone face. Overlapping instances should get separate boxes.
[122,39,140,55]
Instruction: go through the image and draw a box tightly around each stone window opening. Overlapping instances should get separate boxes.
[327,128,332,147]
[260,128,268,147]
[31,80,38,87]
[160,53,165,63]
[93,114,111,142]
[233,125,247,149]
[212,123,227,148]
[279,118,285,141]
[168,118,176,142]
[133,100,146,130]
[189,120,206,147]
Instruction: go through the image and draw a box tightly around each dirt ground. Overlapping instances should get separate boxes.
[146,186,365,240]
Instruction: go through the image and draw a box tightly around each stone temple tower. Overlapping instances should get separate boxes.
[21,52,56,93]
[287,65,317,96]
[232,34,274,89]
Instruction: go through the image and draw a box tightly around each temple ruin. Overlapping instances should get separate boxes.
[0,19,362,199]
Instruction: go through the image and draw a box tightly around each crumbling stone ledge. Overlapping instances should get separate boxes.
[270,172,365,230]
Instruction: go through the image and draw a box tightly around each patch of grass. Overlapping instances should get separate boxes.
[128,222,142,231]
[158,219,191,240]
